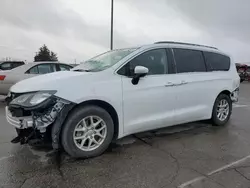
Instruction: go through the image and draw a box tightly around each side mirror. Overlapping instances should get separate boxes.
[134,66,149,76]
[132,66,149,85]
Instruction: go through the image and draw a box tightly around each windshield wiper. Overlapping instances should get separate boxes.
[73,69,91,72]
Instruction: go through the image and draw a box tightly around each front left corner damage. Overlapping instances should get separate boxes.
[8,98,75,149]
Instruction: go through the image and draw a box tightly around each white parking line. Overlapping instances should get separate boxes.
[178,154,250,188]
[0,155,13,161]
[233,104,249,108]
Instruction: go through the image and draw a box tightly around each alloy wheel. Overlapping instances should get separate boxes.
[73,116,107,151]
[216,99,229,122]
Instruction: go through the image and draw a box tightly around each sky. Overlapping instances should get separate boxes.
[0,0,250,64]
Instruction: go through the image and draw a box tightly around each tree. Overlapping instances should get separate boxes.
[50,51,58,61]
[34,45,58,62]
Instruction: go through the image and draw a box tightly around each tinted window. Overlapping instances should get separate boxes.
[12,62,24,68]
[0,61,24,70]
[28,66,39,74]
[37,64,56,74]
[27,64,56,74]
[204,52,230,71]
[118,49,168,76]
[59,64,72,71]
[0,63,12,70]
[173,49,206,73]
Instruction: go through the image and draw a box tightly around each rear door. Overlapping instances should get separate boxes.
[117,48,178,135]
[203,52,238,100]
[171,48,215,124]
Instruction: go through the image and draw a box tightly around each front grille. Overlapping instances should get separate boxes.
[9,108,21,117]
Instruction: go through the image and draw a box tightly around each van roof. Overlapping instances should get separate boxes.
[115,41,228,57]
[154,41,218,50]
[141,41,227,56]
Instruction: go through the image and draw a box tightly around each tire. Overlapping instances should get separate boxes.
[211,94,232,126]
[15,128,20,135]
[61,105,114,158]
[240,78,244,83]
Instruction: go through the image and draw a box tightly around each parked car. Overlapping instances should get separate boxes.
[236,63,250,82]
[0,62,73,95]
[5,41,240,158]
[0,61,25,70]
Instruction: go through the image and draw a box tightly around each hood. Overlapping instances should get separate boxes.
[10,71,90,93]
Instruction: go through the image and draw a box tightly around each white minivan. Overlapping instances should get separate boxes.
[5,42,240,158]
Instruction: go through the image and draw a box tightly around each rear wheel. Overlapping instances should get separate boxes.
[211,94,232,126]
[61,105,114,158]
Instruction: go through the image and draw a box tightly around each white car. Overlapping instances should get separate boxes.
[0,62,73,95]
[5,42,240,158]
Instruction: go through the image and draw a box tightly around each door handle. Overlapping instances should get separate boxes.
[180,80,188,85]
[174,81,188,86]
[164,82,175,87]
[165,81,188,87]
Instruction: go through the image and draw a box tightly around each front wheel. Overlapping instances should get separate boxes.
[61,105,114,158]
[211,94,232,126]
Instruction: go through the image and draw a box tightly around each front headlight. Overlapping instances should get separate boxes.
[10,91,57,108]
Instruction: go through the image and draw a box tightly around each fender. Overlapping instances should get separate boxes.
[51,103,75,149]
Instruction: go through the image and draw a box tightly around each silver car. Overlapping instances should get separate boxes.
[0,61,73,95]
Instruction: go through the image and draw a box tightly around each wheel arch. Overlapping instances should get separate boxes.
[218,90,231,98]
[214,90,232,106]
[71,100,120,141]
[210,89,231,117]
[210,89,232,126]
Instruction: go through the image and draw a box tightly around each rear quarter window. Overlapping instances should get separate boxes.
[204,52,230,71]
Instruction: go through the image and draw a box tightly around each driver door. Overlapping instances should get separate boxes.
[117,48,177,136]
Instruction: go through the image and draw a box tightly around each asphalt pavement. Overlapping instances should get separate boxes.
[1,83,250,188]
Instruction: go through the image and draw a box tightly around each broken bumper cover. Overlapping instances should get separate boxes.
[5,93,75,149]
[6,99,67,131]
[6,106,33,129]
[231,87,239,102]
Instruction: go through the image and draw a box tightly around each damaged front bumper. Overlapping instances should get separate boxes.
[6,106,33,129]
[5,94,75,149]
[231,87,240,102]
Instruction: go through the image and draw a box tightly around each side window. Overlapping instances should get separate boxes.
[27,64,56,74]
[173,49,206,73]
[12,63,18,69]
[37,64,56,74]
[28,66,39,74]
[59,64,72,71]
[204,52,230,71]
[0,63,12,70]
[13,62,24,68]
[117,49,168,76]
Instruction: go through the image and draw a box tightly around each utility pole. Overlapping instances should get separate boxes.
[110,0,114,50]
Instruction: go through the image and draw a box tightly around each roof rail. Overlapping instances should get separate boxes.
[154,41,218,50]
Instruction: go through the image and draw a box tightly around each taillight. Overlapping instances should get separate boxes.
[0,75,6,80]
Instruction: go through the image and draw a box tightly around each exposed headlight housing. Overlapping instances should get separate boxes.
[10,91,57,108]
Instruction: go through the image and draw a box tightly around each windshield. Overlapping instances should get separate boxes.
[72,48,136,72]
